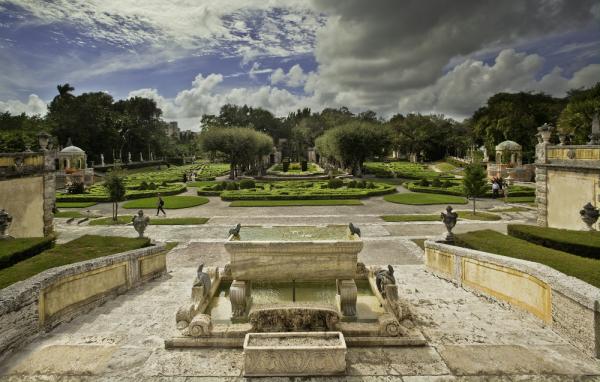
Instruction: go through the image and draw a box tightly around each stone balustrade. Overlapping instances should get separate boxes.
[424,240,600,359]
[0,243,167,363]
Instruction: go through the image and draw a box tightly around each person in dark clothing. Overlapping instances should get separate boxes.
[156,193,166,216]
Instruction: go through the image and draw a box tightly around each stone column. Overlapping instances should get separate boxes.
[535,124,554,227]
[230,280,251,320]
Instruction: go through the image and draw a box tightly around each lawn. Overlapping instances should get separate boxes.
[122,195,209,209]
[229,199,363,207]
[432,161,457,173]
[200,179,396,200]
[505,196,536,203]
[455,230,600,288]
[56,201,98,208]
[383,193,467,205]
[507,224,600,259]
[381,210,500,221]
[0,235,151,289]
[54,211,90,218]
[0,236,55,269]
[89,216,209,225]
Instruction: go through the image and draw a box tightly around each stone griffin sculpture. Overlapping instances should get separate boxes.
[194,263,212,297]
[229,223,241,237]
[580,202,599,231]
[0,209,13,240]
[349,222,361,237]
[132,210,150,238]
[375,265,396,298]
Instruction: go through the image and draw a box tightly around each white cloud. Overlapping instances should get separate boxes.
[270,64,308,87]
[0,94,47,116]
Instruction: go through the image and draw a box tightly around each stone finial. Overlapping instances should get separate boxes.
[537,123,554,144]
[0,209,13,240]
[580,202,599,231]
[66,137,73,147]
[588,113,600,145]
[440,205,458,242]
[132,210,150,238]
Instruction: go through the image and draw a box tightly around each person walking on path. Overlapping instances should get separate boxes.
[156,193,167,217]
[492,179,499,199]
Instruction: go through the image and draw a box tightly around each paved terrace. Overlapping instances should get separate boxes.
[2,193,599,380]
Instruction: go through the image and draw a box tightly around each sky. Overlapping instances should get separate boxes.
[0,0,599,130]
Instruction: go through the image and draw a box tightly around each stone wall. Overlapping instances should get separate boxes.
[535,144,600,229]
[0,243,167,363]
[424,240,600,359]
[0,176,45,237]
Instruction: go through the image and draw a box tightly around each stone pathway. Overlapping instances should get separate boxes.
[1,235,598,380]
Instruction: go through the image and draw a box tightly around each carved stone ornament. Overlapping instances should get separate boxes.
[440,205,458,241]
[0,209,13,240]
[132,210,150,238]
[248,305,340,332]
[580,202,599,231]
[567,148,576,160]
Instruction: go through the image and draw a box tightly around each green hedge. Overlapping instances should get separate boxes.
[455,230,600,288]
[507,224,600,260]
[0,235,56,270]
[57,185,187,202]
[406,182,535,198]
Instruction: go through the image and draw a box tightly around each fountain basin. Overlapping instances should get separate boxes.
[225,225,362,281]
[243,331,346,376]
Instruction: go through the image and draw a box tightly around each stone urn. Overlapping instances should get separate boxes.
[0,209,13,240]
[537,123,554,144]
[440,206,458,242]
[580,203,599,231]
[132,210,150,238]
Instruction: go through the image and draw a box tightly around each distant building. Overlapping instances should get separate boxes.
[55,139,94,189]
[166,122,181,138]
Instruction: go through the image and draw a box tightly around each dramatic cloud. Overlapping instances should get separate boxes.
[308,0,600,113]
[0,94,47,116]
[270,64,308,87]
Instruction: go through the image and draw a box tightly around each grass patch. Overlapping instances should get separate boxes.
[122,195,209,209]
[455,230,600,288]
[56,201,98,208]
[432,162,456,173]
[89,216,209,225]
[505,196,536,203]
[54,211,87,218]
[229,199,363,207]
[0,236,55,270]
[381,215,440,222]
[507,224,600,259]
[383,193,467,205]
[457,211,501,221]
[411,239,426,250]
[0,235,150,289]
[490,206,530,213]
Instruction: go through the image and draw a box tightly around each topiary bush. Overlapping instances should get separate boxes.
[139,181,149,190]
[347,180,357,188]
[419,178,430,187]
[148,182,157,190]
[239,179,256,189]
[431,177,442,188]
[67,181,85,194]
[282,161,290,172]
[442,180,453,188]
[226,182,239,191]
[328,178,344,189]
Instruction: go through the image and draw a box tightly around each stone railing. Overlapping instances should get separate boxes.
[0,152,46,178]
[0,243,167,363]
[424,240,600,359]
[546,145,600,163]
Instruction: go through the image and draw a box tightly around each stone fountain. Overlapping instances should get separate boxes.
[166,224,425,376]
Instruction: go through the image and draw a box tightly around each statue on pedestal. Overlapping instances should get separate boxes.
[580,202,599,231]
[441,205,458,242]
[132,210,150,238]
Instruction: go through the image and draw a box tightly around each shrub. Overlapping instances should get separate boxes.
[161,181,168,187]
[507,224,600,260]
[239,179,256,189]
[0,235,56,270]
[431,177,442,188]
[328,178,344,189]
[347,180,357,188]
[67,181,85,194]
[357,180,366,189]
[148,182,157,190]
[139,181,149,190]
[367,182,375,189]
[301,161,308,171]
[442,180,453,188]
[226,182,239,191]
[419,178,430,187]
[289,163,301,171]
[282,161,290,172]
[220,181,228,190]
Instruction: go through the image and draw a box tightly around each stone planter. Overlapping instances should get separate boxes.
[243,331,346,376]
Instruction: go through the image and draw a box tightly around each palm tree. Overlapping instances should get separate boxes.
[56,83,75,98]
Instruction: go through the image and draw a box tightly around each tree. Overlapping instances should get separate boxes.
[315,121,393,176]
[104,171,127,222]
[200,127,273,179]
[557,82,600,143]
[462,161,488,214]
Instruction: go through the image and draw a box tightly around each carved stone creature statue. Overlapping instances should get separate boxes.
[376,265,396,298]
[194,264,211,297]
[0,209,13,240]
[580,202,600,231]
[132,210,150,238]
[440,205,458,241]
[229,223,241,237]
[349,222,361,237]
